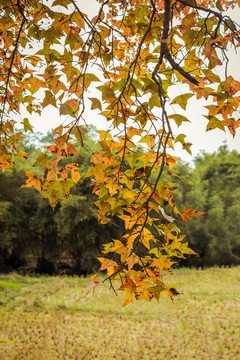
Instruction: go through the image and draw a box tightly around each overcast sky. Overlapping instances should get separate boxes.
[30,0,240,161]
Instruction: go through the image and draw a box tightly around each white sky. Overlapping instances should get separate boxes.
[29,0,240,161]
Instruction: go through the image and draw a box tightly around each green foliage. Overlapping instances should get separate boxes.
[172,145,240,267]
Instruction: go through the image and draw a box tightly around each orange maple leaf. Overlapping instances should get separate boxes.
[181,206,204,222]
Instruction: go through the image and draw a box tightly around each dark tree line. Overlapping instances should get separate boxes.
[172,145,240,267]
[0,132,239,274]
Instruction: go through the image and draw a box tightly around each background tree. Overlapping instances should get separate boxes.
[0,0,240,304]
[179,146,240,267]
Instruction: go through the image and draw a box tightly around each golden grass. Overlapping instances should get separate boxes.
[0,267,239,359]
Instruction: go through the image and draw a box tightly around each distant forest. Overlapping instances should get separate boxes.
[1,130,240,274]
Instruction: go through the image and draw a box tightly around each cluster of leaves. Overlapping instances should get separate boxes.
[0,0,240,304]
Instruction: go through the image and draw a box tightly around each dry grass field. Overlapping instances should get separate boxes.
[0,267,239,360]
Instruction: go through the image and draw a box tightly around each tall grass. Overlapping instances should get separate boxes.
[0,267,239,359]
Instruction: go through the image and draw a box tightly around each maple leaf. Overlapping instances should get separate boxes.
[71,126,88,146]
[171,94,194,110]
[123,289,133,306]
[168,114,190,127]
[33,154,49,168]
[22,118,33,133]
[89,97,102,111]
[86,274,103,295]
[60,100,79,117]
[181,206,204,222]
[139,134,155,149]
[223,118,238,137]
[147,285,165,301]
[205,116,225,131]
[21,172,41,193]
[97,257,118,271]
[162,287,181,300]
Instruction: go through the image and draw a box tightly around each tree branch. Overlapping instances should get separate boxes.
[159,0,199,85]
[0,18,25,124]
[176,0,240,40]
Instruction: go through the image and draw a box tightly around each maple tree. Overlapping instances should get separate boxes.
[0,0,240,305]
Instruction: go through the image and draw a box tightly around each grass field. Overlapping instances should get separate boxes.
[0,267,239,360]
